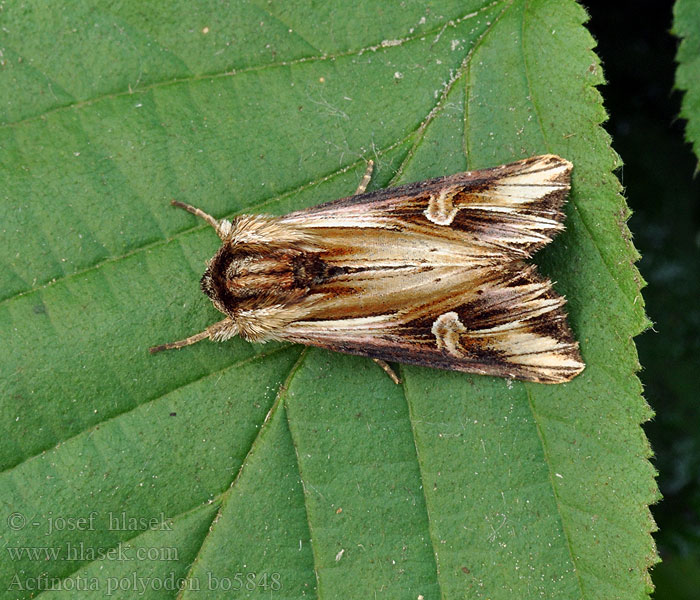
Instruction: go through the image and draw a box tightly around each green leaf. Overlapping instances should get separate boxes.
[0,1,657,598]
[674,0,700,166]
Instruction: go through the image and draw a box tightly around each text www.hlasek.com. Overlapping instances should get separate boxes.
[7,541,178,562]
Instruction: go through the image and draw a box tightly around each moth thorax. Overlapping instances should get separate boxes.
[229,251,319,293]
[202,245,329,312]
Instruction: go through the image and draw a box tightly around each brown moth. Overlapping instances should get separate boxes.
[150,155,584,384]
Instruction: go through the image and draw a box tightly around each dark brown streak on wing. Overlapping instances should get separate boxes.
[278,262,583,384]
[287,154,567,215]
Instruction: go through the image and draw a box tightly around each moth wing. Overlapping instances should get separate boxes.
[275,264,584,384]
[229,154,581,382]
[281,154,572,260]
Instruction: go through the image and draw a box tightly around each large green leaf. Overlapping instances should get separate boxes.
[0,1,656,598]
[674,0,700,165]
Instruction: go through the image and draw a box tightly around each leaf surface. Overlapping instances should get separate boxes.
[0,1,656,598]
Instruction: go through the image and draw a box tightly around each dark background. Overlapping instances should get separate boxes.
[585,1,700,597]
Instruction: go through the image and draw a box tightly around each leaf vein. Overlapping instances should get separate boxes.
[0,345,297,477]
[175,347,309,599]
[0,2,501,131]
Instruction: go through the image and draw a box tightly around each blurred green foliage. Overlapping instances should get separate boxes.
[586,1,700,598]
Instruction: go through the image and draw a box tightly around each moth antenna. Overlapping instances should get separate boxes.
[149,318,236,354]
[149,330,210,354]
[171,200,231,239]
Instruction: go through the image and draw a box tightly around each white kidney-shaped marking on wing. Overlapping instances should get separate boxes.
[424,188,460,225]
[432,311,468,356]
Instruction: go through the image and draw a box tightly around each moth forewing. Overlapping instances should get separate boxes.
[150,154,584,384]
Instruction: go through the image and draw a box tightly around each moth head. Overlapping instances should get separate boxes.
[200,257,228,316]
[151,204,316,353]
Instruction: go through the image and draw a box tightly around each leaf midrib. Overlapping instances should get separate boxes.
[174,348,311,600]
[0,344,296,476]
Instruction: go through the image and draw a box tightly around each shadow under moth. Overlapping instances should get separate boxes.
[151,154,584,384]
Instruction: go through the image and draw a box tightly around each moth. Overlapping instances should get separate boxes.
[150,154,584,384]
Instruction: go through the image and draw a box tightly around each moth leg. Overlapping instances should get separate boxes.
[372,358,402,385]
[149,318,236,354]
[170,200,233,240]
[354,159,375,195]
